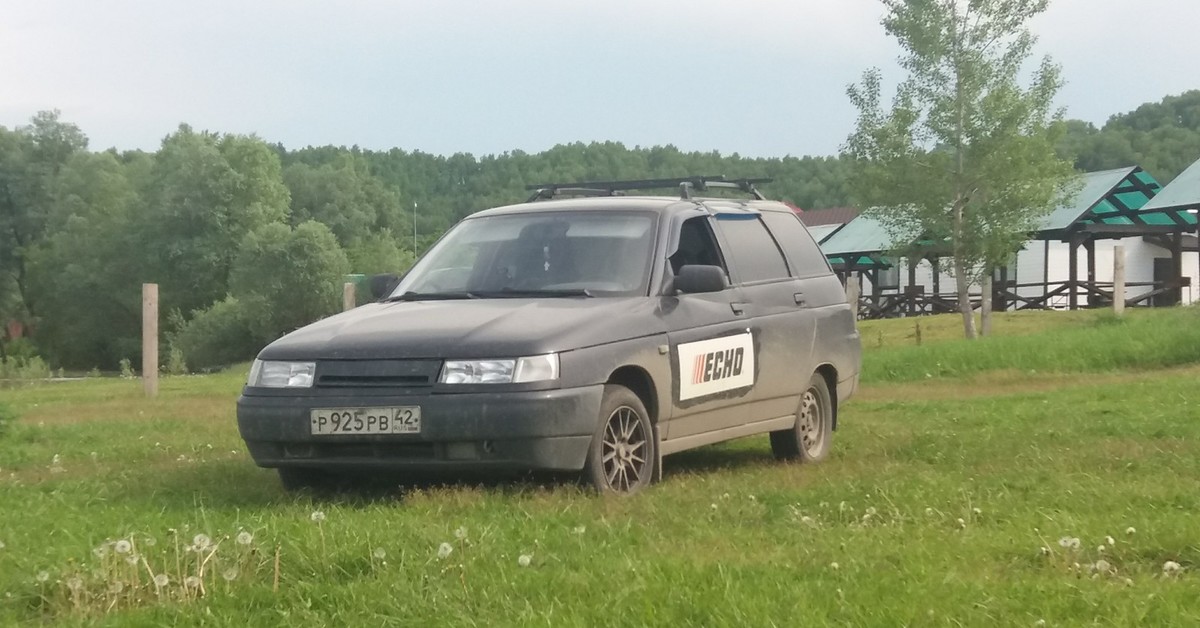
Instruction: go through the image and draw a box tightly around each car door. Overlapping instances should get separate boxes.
[659,213,758,441]
[710,207,818,423]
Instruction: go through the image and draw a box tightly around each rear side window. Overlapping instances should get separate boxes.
[760,211,832,277]
[714,216,790,283]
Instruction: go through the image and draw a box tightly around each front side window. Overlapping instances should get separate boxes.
[392,212,657,298]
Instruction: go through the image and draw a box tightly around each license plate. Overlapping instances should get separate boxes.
[310,407,421,435]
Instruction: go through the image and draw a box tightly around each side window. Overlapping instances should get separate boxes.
[714,215,790,283]
[669,217,726,274]
[760,211,833,277]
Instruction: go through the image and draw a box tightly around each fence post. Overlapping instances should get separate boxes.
[845,274,860,319]
[142,283,158,398]
[343,282,356,312]
[1113,245,1125,316]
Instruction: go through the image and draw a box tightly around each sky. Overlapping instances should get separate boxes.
[2,0,1198,159]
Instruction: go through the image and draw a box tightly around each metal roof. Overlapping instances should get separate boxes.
[1037,167,1137,232]
[1141,156,1200,214]
[818,214,895,256]
[805,223,844,244]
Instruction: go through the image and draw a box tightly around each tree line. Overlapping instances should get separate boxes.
[1,90,1198,371]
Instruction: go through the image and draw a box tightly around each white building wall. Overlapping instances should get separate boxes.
[852,237,1197,309]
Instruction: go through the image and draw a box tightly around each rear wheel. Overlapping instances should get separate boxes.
[583,385,656,495]
[770,372,833,462]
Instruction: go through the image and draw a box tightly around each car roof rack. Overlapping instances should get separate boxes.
[524,175,772,203]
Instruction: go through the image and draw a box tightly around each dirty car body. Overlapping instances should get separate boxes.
[237,186,861,493]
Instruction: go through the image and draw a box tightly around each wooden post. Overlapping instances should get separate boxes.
[343,282,356,311]
[1113,244,1125,316]
[907,257,918,316]
[1085,239,1096,308]
[845,272,860,319]
[1068,238,1079,310]
[1170,233,1184,306]
[142,283,158,398]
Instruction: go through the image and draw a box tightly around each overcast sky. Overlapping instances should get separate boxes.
[2,0,1197,158]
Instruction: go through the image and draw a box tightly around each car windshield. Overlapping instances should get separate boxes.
[390,211,658,298]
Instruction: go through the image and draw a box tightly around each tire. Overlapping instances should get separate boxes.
[583,385,656,495]
[277,466,334,492]
[770,372,833,462]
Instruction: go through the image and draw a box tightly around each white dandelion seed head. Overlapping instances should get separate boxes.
[864,506,877,516]
[571,525,586,535]
[114,539,132,555]
[108,581,125,594]
[721,492,730,500]
[35,571,49,583]
[124,554,139,566]
[184,576,201,588]
[1039,546,1051,556]
[1095,559,1112,573]
[830,562,840,570]
[972,507,982,515]
[748,494,757,501]
[710,503,718,510]
[222,567,239,582]
[1106,535,1116,546]
[1162,560,1182,575]
[518,554,533,567]
[925,507,934,516]
[1058,536,1080,549]
[311,511,326,523]
[1125,526,1136,535]
[1035,620,1046,627]
[66,576,83,591]
[92,545,108,559]
[454,526,468,540]
[1123,577,1134,587]
[153,574,169,587]
[1097,545,1106,553]
[372,547,386,560]
[437,542,453,559]
[192,534,212,551]
[236,531,253,546]
[143,536,157,547]
[956,518,966,528]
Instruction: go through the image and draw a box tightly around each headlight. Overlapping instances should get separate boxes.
[247,360,316,388]
[439,354,559,384]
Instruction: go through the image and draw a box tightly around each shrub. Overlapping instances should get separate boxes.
[171,297,259,370]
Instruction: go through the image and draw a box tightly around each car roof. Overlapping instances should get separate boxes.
[469,196,796,220]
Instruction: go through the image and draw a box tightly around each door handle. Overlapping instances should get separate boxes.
[730,302,747,315]
[793,292,806,307]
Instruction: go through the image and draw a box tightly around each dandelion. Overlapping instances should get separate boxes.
[800,515,815,525]
[1095,559,1112,573]
[192,534,212,552]
[1125,526,1136,536]
[1123,577,1134,587]
[66,576,83,591]
[517,554,533,567]
[865,507,877,516]
[1039,546,1051,556]
[114,539,132,555]
[1035,620,1046,627]
[184,576,202,589]
[830,562,840,570]
[236,531,253,546]
[311,511,326,523]
[972,507,982,515]
[1058,537,1080,549]
[710,503,718,511]
[748,494,757,501]
[925,507,934,516]
[1105,535,1116,546]
[92,544,109,559]
[222,568,239,582]
[372,547,387,560]
[956,518,966,528]
[454,526,468,540]
[124,554,139,566]
[108,581,125,594]
[571,525,587,535]
[153,573,169,588]
[437,542,453,559]
[36,571,50,583]
[143,536,157,547]
[1162,561,1182,575]
[861,513,872,523]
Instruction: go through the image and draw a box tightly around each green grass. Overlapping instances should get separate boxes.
[1,309,1198,625]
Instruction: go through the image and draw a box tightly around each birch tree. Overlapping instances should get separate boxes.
[844,0,1076,338]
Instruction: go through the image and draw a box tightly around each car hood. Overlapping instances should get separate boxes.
[258,297,664,360]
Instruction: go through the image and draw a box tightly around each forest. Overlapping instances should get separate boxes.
[2,90,1199,372]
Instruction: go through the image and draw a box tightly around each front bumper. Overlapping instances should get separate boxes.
[236,385,605,472]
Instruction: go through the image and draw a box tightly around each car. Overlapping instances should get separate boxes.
[236,176,861,494]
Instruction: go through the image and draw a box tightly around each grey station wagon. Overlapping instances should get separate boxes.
[237,177,861,494]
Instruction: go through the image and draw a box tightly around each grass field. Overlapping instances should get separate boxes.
[1,308,1198,626]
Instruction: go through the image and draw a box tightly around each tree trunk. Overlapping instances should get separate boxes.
[981,272,992,336]
[953,256,977,339]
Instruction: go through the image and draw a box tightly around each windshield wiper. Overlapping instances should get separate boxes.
[474,288,594,298]
[384,291,478,302]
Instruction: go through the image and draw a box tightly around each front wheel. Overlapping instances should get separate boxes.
[583,385,656,495]
[770,372,833,462]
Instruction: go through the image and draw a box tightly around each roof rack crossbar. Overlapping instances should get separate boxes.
[525,175,772,201]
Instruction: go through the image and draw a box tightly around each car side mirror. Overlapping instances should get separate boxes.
[674,265,728,294]
[369,273,402,299]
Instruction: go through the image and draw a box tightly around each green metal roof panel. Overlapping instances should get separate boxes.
[1142,156,1200,212]
[806,223,844,244]
[1038,167,1136,231]
[817,214,896,256]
